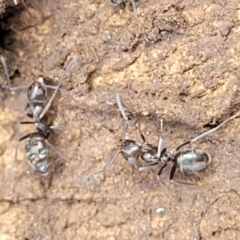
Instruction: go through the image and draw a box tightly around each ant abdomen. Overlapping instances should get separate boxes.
[176,149,211,172]
[25,133,50,175]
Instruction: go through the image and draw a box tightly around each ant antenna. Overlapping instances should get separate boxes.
[39,58,78,119]
[130,0,137,16]
[191,111,240,143]
[75,169,104,185]
[75,150,120,185]
[115,92,129,136]
[45,140,68,162]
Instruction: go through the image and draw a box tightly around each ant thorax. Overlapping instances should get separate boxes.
[141,148,158,162]
[25,102,44,119]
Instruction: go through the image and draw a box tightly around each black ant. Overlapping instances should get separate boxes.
[0,55,77,175]
[76,93,240,185]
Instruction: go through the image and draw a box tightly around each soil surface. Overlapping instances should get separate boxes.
[1,0,240,239]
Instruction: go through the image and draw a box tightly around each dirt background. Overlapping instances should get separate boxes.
[1,0,240,239]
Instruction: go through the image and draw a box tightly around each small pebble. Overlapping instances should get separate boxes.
[156,207,164,214]
[219,24,232,37]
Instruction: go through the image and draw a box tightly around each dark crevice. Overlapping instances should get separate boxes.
[203,122,219,129]
[0,2,29,51]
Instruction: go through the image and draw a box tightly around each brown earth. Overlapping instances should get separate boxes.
[0,0,240,239]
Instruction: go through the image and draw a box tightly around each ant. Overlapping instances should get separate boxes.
[76,93,240,185]
[0,55,77,175]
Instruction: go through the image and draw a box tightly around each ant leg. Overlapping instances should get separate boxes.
[0,55,27,91]
[19,121,35,124]
[19,121,66,131]
[75,169,104,185]
[130,0,137,16]
[12,133,33,192]
[139,162,159,171]
[45,140,68,162]
[170,162,194,186]
[157,163,167,185]
[169,163,177,182]
[140,132,145,144]
[136,123,161,155]
[115,92,129,138]
[137,124,154,149]
[191,112,240,143]
[19,120,65,130]
[39,58,78,119]
[12,133,31,194]
[175,141,190,151]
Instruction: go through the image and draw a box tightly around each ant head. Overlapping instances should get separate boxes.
[120,139,142,164]
[27,78,47,103]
